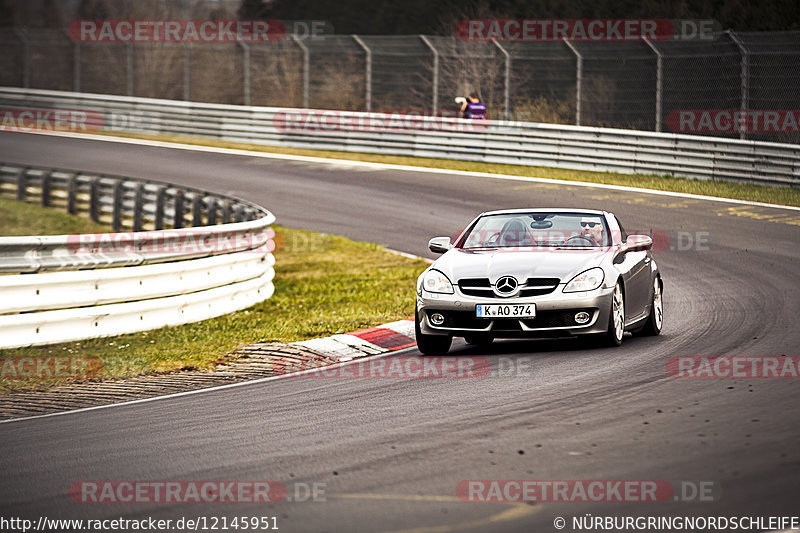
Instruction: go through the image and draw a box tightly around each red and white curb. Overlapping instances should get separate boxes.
[291,319,416,362]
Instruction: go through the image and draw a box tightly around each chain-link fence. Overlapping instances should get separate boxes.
[1,29,799,143]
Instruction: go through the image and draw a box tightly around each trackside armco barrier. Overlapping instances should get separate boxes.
[0,87,798,187]
[0,163,276,349]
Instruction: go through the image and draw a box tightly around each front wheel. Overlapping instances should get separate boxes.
[635,278,663,336]
[600,282,625,347]
[415,310,452,355]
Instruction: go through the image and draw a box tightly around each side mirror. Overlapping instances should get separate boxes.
[428,237,452,254]
[625,235,653,252]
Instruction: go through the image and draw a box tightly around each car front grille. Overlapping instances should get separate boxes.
[458,277,561,298]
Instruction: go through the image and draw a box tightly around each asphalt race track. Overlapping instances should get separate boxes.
[1,131,799,532]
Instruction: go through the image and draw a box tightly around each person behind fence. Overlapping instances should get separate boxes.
[456,93,487,120]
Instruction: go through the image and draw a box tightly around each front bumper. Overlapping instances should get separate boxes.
[416,284,614,338]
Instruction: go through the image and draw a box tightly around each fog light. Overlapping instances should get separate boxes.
[430,313,445,326]
[574,311,590,324]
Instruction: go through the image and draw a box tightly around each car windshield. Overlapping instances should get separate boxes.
[460,213,610,249]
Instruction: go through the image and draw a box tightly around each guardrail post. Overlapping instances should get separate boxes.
[126,43,134,96]
[643,38,662,132]
[728,31,750,141]
[352,35,372,112]
[132,183,144,231]
[154,186,166,230]
[492,39,511,121]
[15,30,29,88]
[207,197,218,225]
[563,39,582,126]
[192,194,203,227]
[89,178,100,222]
[66,174,77,214]
[183,44,191,101]
[419,35,438,114]
[41,170,52,207]
[291,35,310,108]
[15,168,27,201]
[238,42,251,106]
[173,190,185,229]
[112,180,123,231]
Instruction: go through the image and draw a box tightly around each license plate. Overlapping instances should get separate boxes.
[476,304,536,318]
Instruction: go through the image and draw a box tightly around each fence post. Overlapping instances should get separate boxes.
[127,43,134,96]
[352,35,372,112]
[419,35,439,115]
[221,200,232,223]
[132,183,144,231]
[291,35,310,108]
[73,40,81,92]
[15,168,27,201]
[112,180,123,231]
[183,44,191,101]
[173,190,185,229]
[562,39,583,126]
[192,194,203,227]
[492,40,511,121]
[207,197,218,226]
[89,178,100,223]
[643,37,662,132]
[727,30,750,141]
[154,186,166,230]
[15,29,29,89]
[66,174,77,214]
[41,170,52,207]
[239,41,251,106]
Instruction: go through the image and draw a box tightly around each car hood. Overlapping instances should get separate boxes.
[431,248,611,284]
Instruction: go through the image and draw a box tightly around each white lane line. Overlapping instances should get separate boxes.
[13,129,800,212]
[0,346,417,425]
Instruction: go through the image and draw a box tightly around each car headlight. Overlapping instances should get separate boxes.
[422,269,454,294]
[563,267,605,293]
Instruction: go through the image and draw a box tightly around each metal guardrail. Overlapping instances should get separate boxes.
[0,162,276,349]
[0,87,799,187]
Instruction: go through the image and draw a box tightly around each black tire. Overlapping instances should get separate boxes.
[415,310,452,355]
[600,281,625,347]
[464,334,493,347]
[635,277,663,336]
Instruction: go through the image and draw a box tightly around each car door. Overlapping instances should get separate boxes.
[612,216,651,323]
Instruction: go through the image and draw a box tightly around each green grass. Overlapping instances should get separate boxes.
[0,197,111,236]
[0,223,428,392]
[97,131,800,208]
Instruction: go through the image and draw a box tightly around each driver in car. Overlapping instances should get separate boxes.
[579,216,605,245]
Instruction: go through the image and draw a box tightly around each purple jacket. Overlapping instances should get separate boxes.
[465,101,486,119]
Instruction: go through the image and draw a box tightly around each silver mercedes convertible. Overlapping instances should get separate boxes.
[415,208,663,354]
